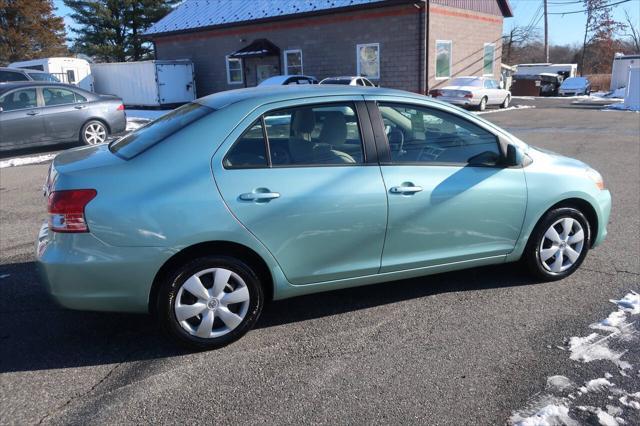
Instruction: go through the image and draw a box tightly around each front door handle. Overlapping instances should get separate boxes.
[26,111,38,116]
[239,189,280,202]
[390,183,423,194]
[74,105,86,109]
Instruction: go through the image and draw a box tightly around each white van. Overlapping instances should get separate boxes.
[9,57,94,92]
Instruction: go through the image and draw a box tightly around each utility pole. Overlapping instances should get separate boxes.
[544,0,549,62]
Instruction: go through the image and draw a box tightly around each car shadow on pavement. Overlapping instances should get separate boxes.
[0,260,538,373]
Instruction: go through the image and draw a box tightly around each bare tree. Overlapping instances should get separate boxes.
[502,25,541,64]
[623,9,640,53]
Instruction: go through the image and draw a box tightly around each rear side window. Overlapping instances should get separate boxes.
[223,120,268,168]
[110,103,213,159]
[43,88,81,106]
[0,88,37,111]
[0,70,28,82]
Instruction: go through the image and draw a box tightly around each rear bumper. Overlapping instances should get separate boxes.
[36,222,170,313]
[435,96,480,106]
[108,111,127,135]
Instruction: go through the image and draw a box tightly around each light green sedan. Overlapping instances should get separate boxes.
[36,85,611,349]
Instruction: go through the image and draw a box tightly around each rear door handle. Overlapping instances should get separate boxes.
[239,190,280,202]
[390,184,423,194]
[26,111,38,116]
[74,105,86,109]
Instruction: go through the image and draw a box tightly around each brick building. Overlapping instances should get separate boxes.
[145,0,513,96]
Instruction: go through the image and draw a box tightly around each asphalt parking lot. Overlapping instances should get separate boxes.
[0,98,638,425]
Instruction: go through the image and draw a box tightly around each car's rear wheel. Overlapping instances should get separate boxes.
[81,120,108,145]
[524,207,590,281]
[478,97,488,111]
[500,95,510,109]
[157,256,264,350]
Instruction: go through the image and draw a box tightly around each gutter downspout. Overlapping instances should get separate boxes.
[415,1,428,94]
[424,0,429,94]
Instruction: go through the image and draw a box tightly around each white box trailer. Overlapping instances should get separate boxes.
[610,54,640,91]
[515,63,578,79]
[90,60,196,107]
[9,57,94,91]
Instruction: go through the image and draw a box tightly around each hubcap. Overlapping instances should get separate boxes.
[84,123,106,145]
[539,217,585,273]
[174,268,250,339]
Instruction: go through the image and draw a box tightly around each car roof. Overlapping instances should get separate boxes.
[0,81,83,93]
[197,84,430,110]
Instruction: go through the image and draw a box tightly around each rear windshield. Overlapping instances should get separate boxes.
[450,78,483,87]
[110,103,214,159]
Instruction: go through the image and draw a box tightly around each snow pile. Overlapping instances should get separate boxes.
[0,153,56,168]
[509,290,640,426]
[475,105,535,115]
[607,103,640,112]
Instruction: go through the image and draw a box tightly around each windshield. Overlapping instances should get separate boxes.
[27,72,59,82]
[450,78,483,87]
[320,78,351,85]
[561,77,587,89]
[109,103,214,159]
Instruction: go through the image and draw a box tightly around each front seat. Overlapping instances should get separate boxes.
[315,112,355,164]
[288,108,316,164]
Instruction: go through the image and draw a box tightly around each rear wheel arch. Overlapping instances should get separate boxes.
[149,241,274,316]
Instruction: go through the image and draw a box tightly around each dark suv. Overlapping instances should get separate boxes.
[0,67,60,83]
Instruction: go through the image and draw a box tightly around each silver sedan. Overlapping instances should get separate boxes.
[0,82,126,151]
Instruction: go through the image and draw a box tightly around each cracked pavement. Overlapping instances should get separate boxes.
[0,98,638,424]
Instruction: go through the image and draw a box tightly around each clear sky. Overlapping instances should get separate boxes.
[508,0,640,45]
[52,0,640,46]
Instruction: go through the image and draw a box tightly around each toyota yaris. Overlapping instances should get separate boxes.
[36,85,611,349]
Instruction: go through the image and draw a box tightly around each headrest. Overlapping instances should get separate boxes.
[291,108,315,134]
[319,112,347,144]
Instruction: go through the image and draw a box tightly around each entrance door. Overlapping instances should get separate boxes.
[212,99,387,285]
[256,65,275,84]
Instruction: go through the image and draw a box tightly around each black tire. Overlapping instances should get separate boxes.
[500,95,510,109]
[524,207,591,281]
[157,255,264,350]
[80,120,108,145]
[478,97,488,111]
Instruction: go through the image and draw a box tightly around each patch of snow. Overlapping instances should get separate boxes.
[547,375,574,392]
[607,103,640,112]
[597,408,620,426]
[0,154,56,168]
[510,403,578,426]
[475,105,535,115]
[568,333,630,370]
[580,378,615,393]
[125,109,169,121]
[611,291,640,314]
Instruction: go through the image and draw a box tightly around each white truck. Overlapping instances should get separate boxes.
[515,63,578,79]
[90,60,196,107]
[9,57,94,91]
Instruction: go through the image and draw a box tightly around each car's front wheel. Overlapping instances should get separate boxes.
[157,256,264,350]
[524,207,590,281]
[80,120,108,145]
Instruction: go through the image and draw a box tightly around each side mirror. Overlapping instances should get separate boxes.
[505,144,522,166]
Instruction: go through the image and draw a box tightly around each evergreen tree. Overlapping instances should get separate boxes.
[0,0,68,65]
[64,0,177,62]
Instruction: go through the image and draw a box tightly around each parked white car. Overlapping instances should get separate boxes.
[259,75,318,86]
[319,76,376,87]
[429,76,511,111]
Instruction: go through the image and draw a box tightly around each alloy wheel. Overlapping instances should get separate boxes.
[539,217,585,273]
[174,267,250,339]
[84,123,107,145]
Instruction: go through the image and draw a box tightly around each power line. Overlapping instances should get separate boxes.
[548,0,632,15]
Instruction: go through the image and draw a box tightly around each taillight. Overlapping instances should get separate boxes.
[429,89,443,97]
[464,92,473,99]
[48,189,97,233]
[117,104,125,111]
